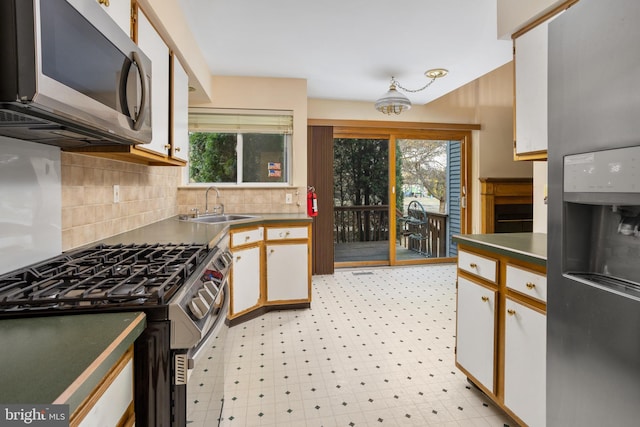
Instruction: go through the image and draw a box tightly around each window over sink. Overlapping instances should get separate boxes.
[186,108,293,185]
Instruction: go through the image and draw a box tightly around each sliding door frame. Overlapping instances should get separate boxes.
[309,119,478,269]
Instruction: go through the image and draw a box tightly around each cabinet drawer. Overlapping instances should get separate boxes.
[231,227,263,247]
[266,226,308,241]
[458,250,497,283]
[506,264,547,302]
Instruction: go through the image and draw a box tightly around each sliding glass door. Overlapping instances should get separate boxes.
[327,127,470,268]
[394,138,462,263]
[333,138,390,265]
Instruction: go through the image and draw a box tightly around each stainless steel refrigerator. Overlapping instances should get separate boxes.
[548,0,640,425]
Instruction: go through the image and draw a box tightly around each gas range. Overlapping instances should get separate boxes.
[0,243,209,312]
[0,240,232,427]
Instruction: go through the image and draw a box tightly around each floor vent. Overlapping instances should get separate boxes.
[352,271,374,276]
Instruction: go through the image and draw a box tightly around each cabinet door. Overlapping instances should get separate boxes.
[456,276,496,393]
[136,9,170,156]
[514,18,553,158]
[97,0,131,36]
[230,246,261,315]
[504,298,546,427]
[266,243,309,302]
[171,55,189,162]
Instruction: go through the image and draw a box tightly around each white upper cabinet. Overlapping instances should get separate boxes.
[136,9,170,156]
[514,18,551,159]
[97,0,131,36]
[171,55,189,162]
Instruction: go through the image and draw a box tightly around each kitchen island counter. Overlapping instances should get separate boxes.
[0,312,145,416]
[453,232,547,266]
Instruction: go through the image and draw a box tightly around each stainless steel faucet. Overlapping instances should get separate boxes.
[205,186,224,215]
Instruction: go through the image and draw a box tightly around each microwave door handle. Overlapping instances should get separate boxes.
[128,51,148,131]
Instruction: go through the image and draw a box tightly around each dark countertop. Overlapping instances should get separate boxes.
[0,312,146,413]
[100,213,312,248]
[453,233,547,266]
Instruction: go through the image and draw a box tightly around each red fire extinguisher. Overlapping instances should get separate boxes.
[307,186,318,217]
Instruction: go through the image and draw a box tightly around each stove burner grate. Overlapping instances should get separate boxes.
[0,243,210,310]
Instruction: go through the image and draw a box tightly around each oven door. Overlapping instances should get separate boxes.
[186,281,229,426]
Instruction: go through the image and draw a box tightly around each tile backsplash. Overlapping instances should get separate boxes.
[1,137,306,261]
[61,153,305,250]
[177,186,307,216]
[61,152,181,250]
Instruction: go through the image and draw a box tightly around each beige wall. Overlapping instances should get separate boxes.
[179,76,308,216]
[309,62,531,234]
[61,153,181,250]
[60,63,530,250]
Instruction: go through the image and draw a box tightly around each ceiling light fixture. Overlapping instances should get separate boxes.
[375,68,448,115]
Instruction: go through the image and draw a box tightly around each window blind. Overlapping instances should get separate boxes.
[188,108,293,134]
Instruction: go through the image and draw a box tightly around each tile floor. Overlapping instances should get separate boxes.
[187,265,516,426]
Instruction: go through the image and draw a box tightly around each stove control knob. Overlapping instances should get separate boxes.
[204,281,218,296]
[190,295,210,320]
[199,288,215,306]
[189,299,205,319]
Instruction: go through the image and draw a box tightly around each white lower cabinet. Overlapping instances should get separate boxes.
[456,276,496,392]
[504,298,546,427]
[228,223,311,322]
[266,243,309,302]
[230,245,261,315]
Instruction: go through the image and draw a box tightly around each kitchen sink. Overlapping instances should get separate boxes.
[187,214,258,224]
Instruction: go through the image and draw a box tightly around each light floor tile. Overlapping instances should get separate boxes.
[187,265,517,427]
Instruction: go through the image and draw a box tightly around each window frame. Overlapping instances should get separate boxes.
[183,108,294,187]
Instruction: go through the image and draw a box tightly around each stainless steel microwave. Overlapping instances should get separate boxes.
[0,0,152,148]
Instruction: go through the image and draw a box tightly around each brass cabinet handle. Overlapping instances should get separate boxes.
[245,236,250,241]
[236,256,241,261]
[481,296,489,302]
[98,0,110,6]
[175,147,181,152]
[269,249,275,254]
[164,144,171,150]
[526,282,536,289]
[507,309,516,316]
[469,263,478,269]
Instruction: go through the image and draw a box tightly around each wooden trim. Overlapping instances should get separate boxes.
[68,346,135,427]
[56,313,144,406]
[513,149,548,161]
[479,178,533,234]
[511,0,580,39]
[308,118,481,131]
[66,145,186,166]
[226,302,311,327]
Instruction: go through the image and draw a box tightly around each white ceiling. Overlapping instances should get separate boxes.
[177,0,513,106]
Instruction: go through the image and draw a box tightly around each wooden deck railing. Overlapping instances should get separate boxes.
[334,205,448,257]
[334,205,389,243]
[399,212,448,258]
